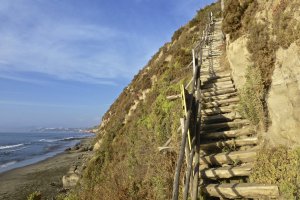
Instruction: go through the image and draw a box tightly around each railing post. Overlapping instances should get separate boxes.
[191,48,201,200]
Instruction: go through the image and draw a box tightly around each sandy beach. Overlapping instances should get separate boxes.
[0,138,93,200]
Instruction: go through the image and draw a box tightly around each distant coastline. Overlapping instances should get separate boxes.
[0,131,94,174]
[0,137,94,200]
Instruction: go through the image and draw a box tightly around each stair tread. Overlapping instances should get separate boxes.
[202,93,238,102]
[200,163,253,179]
[201,81,233,89]
[203,97,239,108]
[202,183,279,199]
[202,120,250,131]
[202,105,237,116]
[203,114,242,125]
[202,76,232,84]
[202,85,235,93]
[202,88,237,97]
[200,137,258,150]
[200,128,255,139]
[200,149,257,166]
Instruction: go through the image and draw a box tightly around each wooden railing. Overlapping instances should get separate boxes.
[172,12,214,200]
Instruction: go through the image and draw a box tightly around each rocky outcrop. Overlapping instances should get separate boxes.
[267,42,300,146]
[63,140,93,188]
[62,170,80,188]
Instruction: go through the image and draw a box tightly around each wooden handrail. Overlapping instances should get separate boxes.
[172,12,214,200]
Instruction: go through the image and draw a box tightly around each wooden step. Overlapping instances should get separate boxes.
[200,127,255,139]
[201,84,234,93]
[201,67,223,73]
[201,80,233,89]
[200,137,258,150]
[202,88,237,97]
[202,120,250,131]
[202,183,279,199]
[202,112,242,124]
[202,76,232,84]
[201,74,231,81]
[203,97,239,109]
[202,93,237,102]
[200,149,257,166]
[201,72,230,78]
[202,105,237,116]
[200,163,253,179]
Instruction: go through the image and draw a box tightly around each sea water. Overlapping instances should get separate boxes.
[0,131,92,173]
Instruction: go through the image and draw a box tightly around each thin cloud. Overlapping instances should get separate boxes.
[0,100,91,108]
[0,1,152,85]
[0,74,51,85]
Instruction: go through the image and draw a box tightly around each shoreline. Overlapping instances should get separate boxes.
[0,138,94,200]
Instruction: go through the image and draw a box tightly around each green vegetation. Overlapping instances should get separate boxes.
[27,191,41,200]
[59,2,221,200]
[250,146,300,199]
[238,66,266,128]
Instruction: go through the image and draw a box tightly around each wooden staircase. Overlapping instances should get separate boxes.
[171,15,279,200]
[199,74,278,199]
[197,18,279,199]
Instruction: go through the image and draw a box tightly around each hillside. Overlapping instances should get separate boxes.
[60,2,221,200]
[57,0,300,199]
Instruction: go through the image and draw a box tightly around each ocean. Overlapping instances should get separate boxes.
[0,131,93,174]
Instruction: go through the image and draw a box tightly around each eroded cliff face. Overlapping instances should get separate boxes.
[224,0,300,146]
[267,43,300,146]
[226,35,252,89]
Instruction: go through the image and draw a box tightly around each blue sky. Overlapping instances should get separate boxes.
[0,0,215,131]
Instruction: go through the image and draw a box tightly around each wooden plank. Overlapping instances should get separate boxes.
[200,137,258,150]
[200,128,254,139]
[202,183,279,199]
[202,76,232,84]
[202,105,236,116]
[200,149,257,166]
[203,112,242,124]
[202,88,236,97]
[201,81,233,89]
[200,163,253,179]
[203,97,239,109]
[167,94,181,101]
[202,86,236,94]
[201,72,231,79]
[202,93,237,102]
[202,120,250,131]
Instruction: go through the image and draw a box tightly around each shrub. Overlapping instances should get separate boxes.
[273,2,300,49]
[247,22,277,89]
[172,27,184,41]
[250,146,300,199]
[222,0,244,39]
[222,0,258,40]
[238,66,266,128]
[27,191,41,200]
